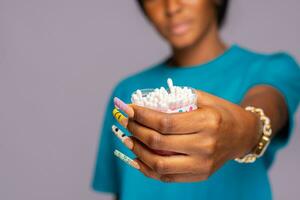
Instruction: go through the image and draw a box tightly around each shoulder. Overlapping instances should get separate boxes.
[235,45,299,71]
[265,53,300,73]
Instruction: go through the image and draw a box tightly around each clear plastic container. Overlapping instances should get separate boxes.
[131,87,198,113]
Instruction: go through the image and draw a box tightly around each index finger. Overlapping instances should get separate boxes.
[131,104,211,134]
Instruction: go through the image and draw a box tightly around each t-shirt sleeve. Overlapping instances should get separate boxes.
[250,53,300,167]
[90,84,122,195]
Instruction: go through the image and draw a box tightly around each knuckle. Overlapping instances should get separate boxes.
[133,107,147,124]
[153,159,167,174]
[205,138,217,155]
[158,115,173,133]
[193,141,204,153]
[126,120,134,133]
[131,141,138,153]
[131,139,140,154]
[210,110,222,131]
[132,106,141,120]
[146,133,162,149]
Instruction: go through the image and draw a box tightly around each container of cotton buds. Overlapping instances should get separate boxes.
[130,78,198,156]
[131,78,198,113]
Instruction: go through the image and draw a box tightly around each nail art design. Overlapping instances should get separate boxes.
[112,125,133,150]
[114,97,134,118]
[114,149,140,169]
[112,108,126,124]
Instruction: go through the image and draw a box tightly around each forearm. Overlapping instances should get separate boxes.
[240,84,289,140]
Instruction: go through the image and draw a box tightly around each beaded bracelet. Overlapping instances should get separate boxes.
[234,106,272,163]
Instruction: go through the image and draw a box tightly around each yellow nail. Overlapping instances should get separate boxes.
[112,108,127,126]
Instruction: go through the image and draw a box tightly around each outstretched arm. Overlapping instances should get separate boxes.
[240,84,288,141]
[111,84,289,182]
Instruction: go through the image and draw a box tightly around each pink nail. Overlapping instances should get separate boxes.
[114,97,134,117]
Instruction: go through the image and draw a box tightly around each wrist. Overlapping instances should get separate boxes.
[235,108,263,159]
[235,106,272,163]
[246,110,263,154]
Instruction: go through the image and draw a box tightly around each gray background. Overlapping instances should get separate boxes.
[0,0,299,199]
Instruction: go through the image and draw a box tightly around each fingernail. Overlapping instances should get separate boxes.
[112,125,134,150]
[114,97,134,118]
[112,108,128,127]
[131,159,140,170]
[114,149,140,170]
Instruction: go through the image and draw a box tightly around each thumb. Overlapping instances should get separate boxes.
[194,89,223,107]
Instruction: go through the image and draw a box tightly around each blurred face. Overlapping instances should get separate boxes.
[142,0,217,49]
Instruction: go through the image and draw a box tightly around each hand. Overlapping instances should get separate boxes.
[113,89,261,183]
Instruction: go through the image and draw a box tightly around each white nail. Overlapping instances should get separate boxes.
[114,149,140,169]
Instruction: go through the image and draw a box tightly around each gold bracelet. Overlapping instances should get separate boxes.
[234,106,272,163]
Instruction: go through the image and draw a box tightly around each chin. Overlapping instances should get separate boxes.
[168,34,198,50]
[167,29,201,49]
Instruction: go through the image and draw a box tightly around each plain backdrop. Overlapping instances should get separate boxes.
[0,0,299,199]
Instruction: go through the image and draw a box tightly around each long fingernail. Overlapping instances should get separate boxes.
[112,108,128,127]
[112,125,134,150]
[113,149,140,170]
[114,97,134,118]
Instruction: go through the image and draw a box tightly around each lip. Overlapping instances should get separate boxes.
[168,20,192,36]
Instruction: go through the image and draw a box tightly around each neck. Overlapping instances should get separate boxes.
[168,23,227,67]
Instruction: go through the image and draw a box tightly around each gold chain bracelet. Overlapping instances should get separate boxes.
[234,106,272,163]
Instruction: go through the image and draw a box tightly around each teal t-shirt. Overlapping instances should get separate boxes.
[91,44,300,200]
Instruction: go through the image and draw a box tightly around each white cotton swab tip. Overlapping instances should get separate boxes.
[130,78,198,113]
[167,78,173,90]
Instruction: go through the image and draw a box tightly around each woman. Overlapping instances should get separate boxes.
[92,0,300,199]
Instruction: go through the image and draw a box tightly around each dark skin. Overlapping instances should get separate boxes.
[114,0,288,198]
